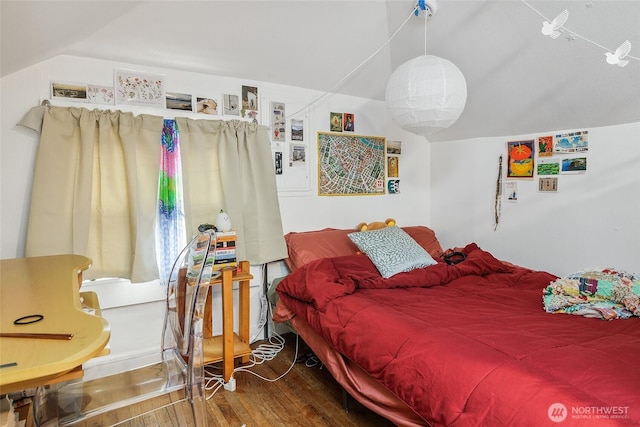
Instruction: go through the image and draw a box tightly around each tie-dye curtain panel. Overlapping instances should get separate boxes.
[157,119,186,283]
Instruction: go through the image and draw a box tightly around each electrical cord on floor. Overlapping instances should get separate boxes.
[203,298,298,400]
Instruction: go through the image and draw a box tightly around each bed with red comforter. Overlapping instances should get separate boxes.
[274,240,640,426]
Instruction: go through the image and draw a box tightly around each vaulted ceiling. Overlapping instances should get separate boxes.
[2,0,639,142]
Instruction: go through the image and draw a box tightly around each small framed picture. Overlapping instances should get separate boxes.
[166,92,193,111]
[537,158,560,176]
[87,85,114,105]
[242,85,258,111]
[387,140,402,155]
[291,119,304,141]
[506,140,534,178]
[561,157,587,174]
[115,68,165,108]
[343,113,354,132]
[196,97,219,115]
[51,81,88,102]
[271,102,286,141]
[387,156,399,178]
[330,112,342,132]
[387,179,400,194]
[223,94,239,116]
[538,177,559,192]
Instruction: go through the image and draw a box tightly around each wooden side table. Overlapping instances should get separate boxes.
[202,260,253,383]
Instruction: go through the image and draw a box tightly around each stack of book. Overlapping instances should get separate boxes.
[212,230,238,271]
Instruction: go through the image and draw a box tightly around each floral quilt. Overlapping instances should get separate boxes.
[543,268,640,320]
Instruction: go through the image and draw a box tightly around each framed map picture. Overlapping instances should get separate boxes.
[317,132,386,196]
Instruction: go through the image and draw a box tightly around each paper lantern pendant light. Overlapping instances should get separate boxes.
[385,55,467,137]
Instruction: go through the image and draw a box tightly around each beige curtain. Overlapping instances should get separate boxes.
[25,107,163,281]
[24,107,287,281]
[176,118,287,264]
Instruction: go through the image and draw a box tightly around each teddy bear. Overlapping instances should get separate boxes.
[356,218,396,232]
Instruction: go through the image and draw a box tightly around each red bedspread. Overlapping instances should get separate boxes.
[276,245,640,426]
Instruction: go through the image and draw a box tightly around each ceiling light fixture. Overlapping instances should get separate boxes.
[385,0,467,137]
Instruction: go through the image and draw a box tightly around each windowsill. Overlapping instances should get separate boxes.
[81,265,262,310]
[81,278,165,309]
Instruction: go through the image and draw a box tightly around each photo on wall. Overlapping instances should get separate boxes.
[114,69,165,107]
[330,112,342,132]
[387,156,399,178]
[196,97,219,115]
[242,85,258,112]
[343,113,354,132]
[271,102,286,142]
[290,143,306,167]
[51,81,88,102]
[561,157,587,174]
[538,177,558,192]
[87,85,114,105]
[166,92,193,111]
[291,119,304,141]
[506,140,534,179]
[387,140,402,155]
[223,94,239,115]
[275,151,283,175]
[536,158,560,176]
[387,179,400,194]
[537,135,553,157]
[554,130,588,153]
[505,181,518,202]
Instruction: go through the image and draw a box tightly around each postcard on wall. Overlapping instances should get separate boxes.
[223,94,239,116]
[242,85,258,112]
[537,135,553,157]
[114,69,165,107]
[387,156,399,178]
[166,92,193,111]
[554,130,588,153]
[196,97,219,115]
[271,102,286,142]
[506,140,534,179]
[87,85,114,105]
[275,151,283,175]
[343,113,354,132]
[388,179,400,194]
[561,157,587,174]
[387,140,402,155]
[290,143,306,167]
[330,112,342,132]
[51,81,88,102]
[505,181,518,202]
[537,158,560,176]
[538,177,558,192]
[291,119,304,141]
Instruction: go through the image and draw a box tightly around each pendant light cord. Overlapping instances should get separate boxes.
[424,10,428,56]
[287,6,419,120]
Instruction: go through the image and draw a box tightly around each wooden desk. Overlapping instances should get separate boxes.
[0,255,110,394]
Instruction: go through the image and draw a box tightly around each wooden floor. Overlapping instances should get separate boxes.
[205,332,395,426]
[25,333,396,426]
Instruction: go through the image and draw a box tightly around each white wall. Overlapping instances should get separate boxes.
[430,123,640,276]
[3,54,639,359]
[0,55,430,358]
